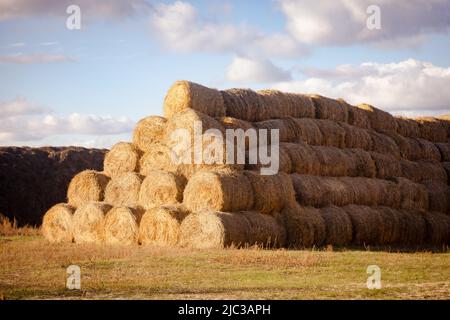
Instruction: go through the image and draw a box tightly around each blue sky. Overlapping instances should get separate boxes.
[1,0,450,147]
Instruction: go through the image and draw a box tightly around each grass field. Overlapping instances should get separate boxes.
[1,229,449,300]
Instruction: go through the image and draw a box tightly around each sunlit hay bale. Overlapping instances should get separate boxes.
[42,203,74,243]
[222,88,262,122]
[104,172,143,207]
[340,177,400,208]
[357,103,397,131]
[163,80,225,118]
[421,180,450,214]
[257,89,305,120]
[400,160,447,184]
[347,104,371,129]
[183,170,254,212]
[435,143,450,161]
[343,205,382,245]
[423,211,450,245]
[286,92,316,119]
[281,142,320,175]
[413,117,447,142]
[314,119,346,148]
[132,116,167,152]
[219,116,254,151]
[138,205,189,246]
[72,202,112,244]
[310,94,349,123]
[393,178,429,212]
[243,171,296,214]
[395,117,421,138]
[67,170,110,208]
[179,210,285,249]
[343,149,377,178]
[436,116,450,141]
[253,118,300,143]
[338,122,373,150]
[376,206,402,245]
[370,152,402,179]
[139,143,180,176]
[245,146,293,174]
[138,170,186,210]
[368,131,401,159]
[292,118,323,145]
[103,206,143,245]
[443,162,450,184]
[104,142,141,178]
[319,206,353,246]
[281,205,325,248]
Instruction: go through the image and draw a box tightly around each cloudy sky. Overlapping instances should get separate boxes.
[1,0,450,148]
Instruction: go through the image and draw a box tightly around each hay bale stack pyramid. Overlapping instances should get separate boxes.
[43,80,450,248]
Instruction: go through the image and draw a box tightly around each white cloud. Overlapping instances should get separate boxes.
[226,56,291,83]
[150,1,306,58]
[0,97,135,145]
[0,54,75,64]
[273,59,450,115]
[279,0,450,47]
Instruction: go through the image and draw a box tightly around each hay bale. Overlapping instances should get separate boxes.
[138,170,186,209]
[343,149,377,178]
[376,206,402,245]
[347,104,371,129]
[132,116,167,152]
[179,210,286,249]
[139,143,179,176]
[381,131,441,162]
[310,95,349,122]
[421,180,450,214]
[357,103,397,131]
[319,206,353,246]
[338,122,373,150]
[443,162,450,184]
[183,170,254,212]
[312,145,355,177]
[400,160,447,184]
[104,172,143,207]
[287,92,316,119]
[103,206,143,245]
[314,119,346,148]
[436,143,450,161]
[292,118,323,145]
[395,117,421,138]
[222,88,262,122]
[163,80,225,118]
[370,152,401,179]
[394,177,429,212]
[104,142,141,177]
[282,142,319,175]
[413,117,447,142]
[281,205,325,248]
[138,204,189,246]
[397,209,426,245]
[67,170,109,208]
[254,118,300,143]
[72,201,112,243]
[256,89,315,120]
[369,131,401,159]
[42,203,74,243]
[423,211,450,245]
[343,205,382,245]
[244,171,296,214]
[246,145,293,174]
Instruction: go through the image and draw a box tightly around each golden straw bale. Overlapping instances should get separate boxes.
[282,142,320,175]
[421,180,450,214]
[423,211,450,245]
[243,171,296,214]
[369,131,401,159]
[347,104,371,129]
[163,80,225,118]
[286,92,316,119]
[281,205,325,248]
[436,143,450,161]
[314,119,346,148]
[253,118,300,143]
[139,143,179,176]
[104,142,141,177]
[310,95,349,122]
[413,117,447,142]
[313,146,357,177]
[319,206,353,246]
[357,103,397,131]
[42,203,74,243]
[104,172,143,207]
[67,170,109,208]
[343,205,382,245]
[103,206,143,245]
[292,118,323,145]
[132,116,167,152]
[219,116,254,136]
[183,170,254,212]
[138,170,186,209]
[246,146,293,174]
[338,122,373,150]
[370,152,401,179]
[393,177,429,212]
[256,89,312,121]
[72,202,111,243]
[222,88,261,122]
[138,204,189,246]
[400,160,447,184]
[395,117,421,138]
[179,210,285,249]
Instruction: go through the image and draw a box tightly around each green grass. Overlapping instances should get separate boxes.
[0,235,449,300]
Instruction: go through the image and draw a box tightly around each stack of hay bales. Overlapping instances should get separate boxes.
[42,80,450,248]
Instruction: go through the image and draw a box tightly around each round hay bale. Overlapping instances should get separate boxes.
[183,170,254,212]
[103,206,143,245]
[163,80,225,118]
[376,206,402,245]
[343,205,382,245]
[139,143,180,176]
[370,152,401,179]
[343,149,376,178]
[104,142,141,177]
[254,118,300,143]
[138,205,189,246]
[133,116,167,152]
[413,117,447,142]
[104,172,143,207]
[286,92,316,119]
[292,118,323,145]
[246,146,293,174]
[257,89,294,120]
[67,170,109,208]
[421,180,450,214]
[397,209,426,245]
[310,95,349,123]
[222,88,262,122]
[393,177,428,212]
[340,177,400,208]
[400,160,447,184]
[395,117,420,138]
[436,143,450,161]
[369,131,401,159]
[138,170,186,209]
[72,202,112,243]
[423,211,450,245]
[281,205,325,248]
[443,162,450,184]
[314,119,346,148]
[281,142,319,175]
[339,122,373,150]
[243,171,296,214]
[319,206,353,246]
[414,138,441,162]
[348,104,371,129]
[357,103,397,131]
[42,203,74,243]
